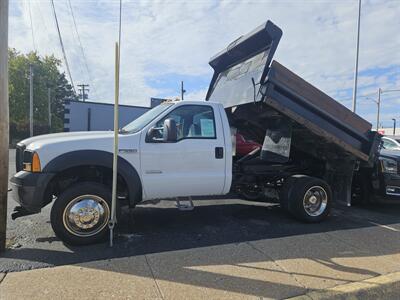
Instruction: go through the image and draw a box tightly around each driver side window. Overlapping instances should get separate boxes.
[157,105,216,141]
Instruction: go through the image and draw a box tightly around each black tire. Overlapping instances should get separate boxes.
[280,176,300,211]
[282,175,332,223]
[51,182,114,246]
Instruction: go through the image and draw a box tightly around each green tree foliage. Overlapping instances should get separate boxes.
[8,49,77,142]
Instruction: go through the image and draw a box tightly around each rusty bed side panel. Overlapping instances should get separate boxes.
[266,61,372,135]
[263,89,370,162]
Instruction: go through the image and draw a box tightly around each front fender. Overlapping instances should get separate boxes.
[43,150,142,206]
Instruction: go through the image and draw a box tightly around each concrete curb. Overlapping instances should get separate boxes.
[287,271,400,300]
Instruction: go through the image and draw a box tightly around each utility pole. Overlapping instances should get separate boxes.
[48,87,52,132]
[352,0,362,113]
[77,84,89,102]
[0,0,9,252]
[181,81,186,100]
[376,88,381,131]
[29,64,33,136]
[364,89,400,132]
[392,118,396,136]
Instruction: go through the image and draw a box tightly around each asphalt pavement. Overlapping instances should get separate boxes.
[3,149,400,299]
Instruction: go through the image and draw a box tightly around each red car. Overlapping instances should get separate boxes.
[236,133,261,156]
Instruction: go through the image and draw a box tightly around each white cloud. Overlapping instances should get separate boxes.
[8,0,400,125]
[184,88,208,101]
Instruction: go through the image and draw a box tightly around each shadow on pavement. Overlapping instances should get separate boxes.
[2,201,400,298]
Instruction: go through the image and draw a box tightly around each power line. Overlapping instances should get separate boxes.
[67,0,92,83]
[118,0,122,51]
[340,91,378,104]
[27,0,37,52]
[50,0,76,94]
[65,0,85,80]
[36,1,48,32]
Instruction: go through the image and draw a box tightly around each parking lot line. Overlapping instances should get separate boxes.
[367,221,400,232]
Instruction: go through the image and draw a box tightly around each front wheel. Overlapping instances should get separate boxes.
[50,182,113,246]
[281,176,332,223]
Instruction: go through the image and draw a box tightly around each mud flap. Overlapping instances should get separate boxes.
[326,160,356,206]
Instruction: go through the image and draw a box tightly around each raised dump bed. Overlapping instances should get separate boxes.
[206,20,380,166]
[206,20,381,205]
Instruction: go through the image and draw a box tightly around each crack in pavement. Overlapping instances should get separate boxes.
[0,272,7,285]
[245,241,308,292]
[144,255,164,300]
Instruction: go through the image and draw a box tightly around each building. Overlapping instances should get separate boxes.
[63,98,166,132]
[378,128,398,136]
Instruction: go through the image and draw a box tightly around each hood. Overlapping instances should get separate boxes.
[206,20,282,107]
[380,149,400,160]
[22,131,113,150]
[18,131,112,148]
[20,131,140,169]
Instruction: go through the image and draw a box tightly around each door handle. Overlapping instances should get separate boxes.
[215,147,224,159]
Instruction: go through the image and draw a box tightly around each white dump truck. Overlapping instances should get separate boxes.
[10,21,380,245]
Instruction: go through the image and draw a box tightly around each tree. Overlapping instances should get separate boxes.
[8,49,77,142]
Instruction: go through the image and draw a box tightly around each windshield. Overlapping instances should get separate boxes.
[121,103,173,133]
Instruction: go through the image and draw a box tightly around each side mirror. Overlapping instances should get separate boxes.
[163,118,177,142]
[145,127,160,142]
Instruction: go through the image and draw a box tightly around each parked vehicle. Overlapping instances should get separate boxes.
[235,133,261,157]
[353,148,400,203]
[10,21,381,245]
[382,136,400,151]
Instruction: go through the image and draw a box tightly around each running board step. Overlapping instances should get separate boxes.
[175,197,194,211]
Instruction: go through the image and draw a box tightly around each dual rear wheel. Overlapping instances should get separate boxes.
[280,175,332,223]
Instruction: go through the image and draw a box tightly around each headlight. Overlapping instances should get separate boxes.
[23,151,41,172]
[380,157,398,174]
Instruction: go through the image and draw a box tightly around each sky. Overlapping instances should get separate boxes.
[8,0,400,128]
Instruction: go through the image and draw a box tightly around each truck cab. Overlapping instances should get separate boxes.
[11,100,234,245]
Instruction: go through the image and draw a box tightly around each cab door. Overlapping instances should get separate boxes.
[140,103,226,200]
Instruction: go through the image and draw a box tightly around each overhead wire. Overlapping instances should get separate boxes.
[50,0,76,94]
[67,0,92,84]
[36,1,49,32]
[65,0,86,82]
[27,0,37,52]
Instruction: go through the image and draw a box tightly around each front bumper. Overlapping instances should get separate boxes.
[10,171,54,213]
[375,173,400,202]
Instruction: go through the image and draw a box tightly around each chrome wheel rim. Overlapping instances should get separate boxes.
[302,186,328,217]
[63,195,110,237]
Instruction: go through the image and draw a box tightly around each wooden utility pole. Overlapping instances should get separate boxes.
[352,0,362,113]
[0,0,9,252]
[48,87,52,132]
[77,83,89,102]
[180,81,186,100]
[376,88,381,131]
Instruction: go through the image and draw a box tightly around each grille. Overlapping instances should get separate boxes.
[15,144,25,172]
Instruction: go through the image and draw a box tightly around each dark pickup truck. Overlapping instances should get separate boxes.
[353,149,400,203]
